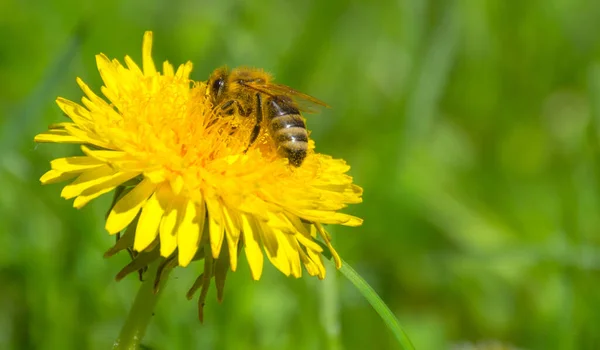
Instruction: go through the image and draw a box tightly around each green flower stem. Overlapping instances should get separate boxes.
[113,261,168,350]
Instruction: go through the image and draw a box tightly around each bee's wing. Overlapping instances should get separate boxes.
[243,81,330,114]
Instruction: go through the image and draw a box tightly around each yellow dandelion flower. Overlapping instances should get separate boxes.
[35,31,363,320]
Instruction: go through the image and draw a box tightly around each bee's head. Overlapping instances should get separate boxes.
[207,67,228,104]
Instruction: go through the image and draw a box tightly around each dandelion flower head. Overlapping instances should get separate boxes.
[35,31,363,318]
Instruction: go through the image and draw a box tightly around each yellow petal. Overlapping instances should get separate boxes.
[306,247,326,279]
[48,122,75,129]
[282,235,302,278]
[61,166,128,199]
[40,169,78,184]
[163,61,174,77]
[105,178,157,234]
[34,130,82,144]
[298,247,320,277]
[281,213,323,252]
[315,223,341,269]
[175,61,193,79]
[177,197,206,267]
[63,124,113,149]
[241,214,263,280]
[100,85,118,104]
[50,156,104,173]
[159,193,181,257]
[144,169,166,183]
[73,181,123,209]
[134,188,165,252]
[206,197,225,259]
[170,175,184,195]
[222,206,241,271]
[124,55,143,76]
[80,146,127,162]
[291,208,363,227]
[95,55,121,97]
[77,76,111,112]
[260,225,291,276]
[55,98,92,127]
[142,31,157,76]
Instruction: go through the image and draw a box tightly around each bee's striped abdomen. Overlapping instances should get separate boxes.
[267,97,308,167]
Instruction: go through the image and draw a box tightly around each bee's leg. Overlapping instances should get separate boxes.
[219,100,234,115]
[246,94,263,152]
[218,100,253,135]
[220,100,248,116]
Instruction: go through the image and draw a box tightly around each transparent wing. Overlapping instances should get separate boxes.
[242,81,330,114]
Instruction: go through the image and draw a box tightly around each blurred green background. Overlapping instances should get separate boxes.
[2,0,600,349]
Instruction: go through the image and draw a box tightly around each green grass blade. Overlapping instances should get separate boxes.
[338,259,416,350]
[317,241,415,349]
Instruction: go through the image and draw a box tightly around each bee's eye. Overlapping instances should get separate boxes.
[211,78,225,99]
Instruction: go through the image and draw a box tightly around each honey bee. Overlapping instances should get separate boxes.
[206,66,328,167]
